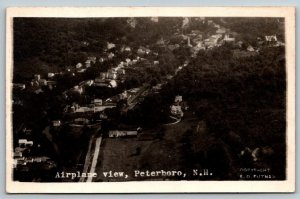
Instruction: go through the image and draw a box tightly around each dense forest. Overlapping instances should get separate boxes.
[13,17,183,80]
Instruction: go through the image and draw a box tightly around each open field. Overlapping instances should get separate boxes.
[94,112,200,181]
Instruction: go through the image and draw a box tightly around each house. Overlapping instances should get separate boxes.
[207,19,213,25]
[13,151,23,158]
[127,18,137,28]
[236,41,243,48]
[150,17,159,22]
[224,34,235,42]
[109,130,138,138]
[152,83,163,92]
[156,37,166,46]
[94,79,108,87]
[216,27,226,34]
[34,88,43,94]
[87,56,97,63]
[107,69,117,80]
[99,57,105,63]
[182,17,189,28]
[38,79,47,86]
[93,105,116,112]
[13,83,26,90]
[247,45,255,52]
[98,72,106,80]
[100,112,108,119]
[117,68,126,75]
[137,47,151,56]
[85,80,94,86]
[108,80,117,88]
[125,58,131,63]
[31,74,47,87]
[48,73,55,78]
[175,95,183,103]
[92,99,103,106]
[74,106,91,113]
[82,41,89,46]
[74,118,90,125]
[108,52,115,59]
[72,85,83,94]
[76,63,83,69]
[265,35,277,42]
[214,24,221,28]
[52,120,61,127]
[170,105,184,118]
[167,44,179,51]
[34,74,41,81]
[137,48,146,56]
[107,42,116,50]
[18,139,33,148]
[204,38,218,48]
[124,46,131,52]
[85,60,91,68]
[77,68,86,73]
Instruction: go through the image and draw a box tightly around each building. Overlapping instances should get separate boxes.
[107,69,117,80]
[77,68,86,73]
[216,27,226,34]
[137,47,151,56]
[117,68,125,75]
[85,60,91,68]
[109,130,138,138]
[107,42,116,50]
[48,73,55,78]
[124,46,131,52]
[92,99,103,106]
[170,105,184,118]
[247,45,255,52]
[127,18,137,28]
[34,74,41,81]
[72,85,84,94]
[175,95,183,103]
[52,120,61,127]
[265,35,277,42]
[224,34,235,42]
[13,83,26,90]
[34,88,43,94]
[76,63,83,69]
[74,118,90,125]
[87,56,97,63]
[18,139,33,148]
[150,17,159,22]
[108,80,117,88]
[108,52,115,60]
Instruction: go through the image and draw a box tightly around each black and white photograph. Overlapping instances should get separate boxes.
[6,7,295,193]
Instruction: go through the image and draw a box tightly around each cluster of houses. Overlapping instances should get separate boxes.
[13,138,56,171]
[65,98,116,114]
[29,74,56,93]
[170,95,188,118]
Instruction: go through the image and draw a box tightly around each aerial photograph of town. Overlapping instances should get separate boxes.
[11,17,286,182]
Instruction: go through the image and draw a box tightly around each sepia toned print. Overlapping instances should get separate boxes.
[6,7,295,193]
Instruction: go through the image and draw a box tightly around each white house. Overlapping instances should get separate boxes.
[107,42,116,50]
[52,120,61,127]
[224,34,235,42]
[175,95,183,103]
[76,63,83,69]
[265,35,277,42]
[170,105,184,118]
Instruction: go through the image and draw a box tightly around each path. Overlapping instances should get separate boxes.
[87,136,102,182]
